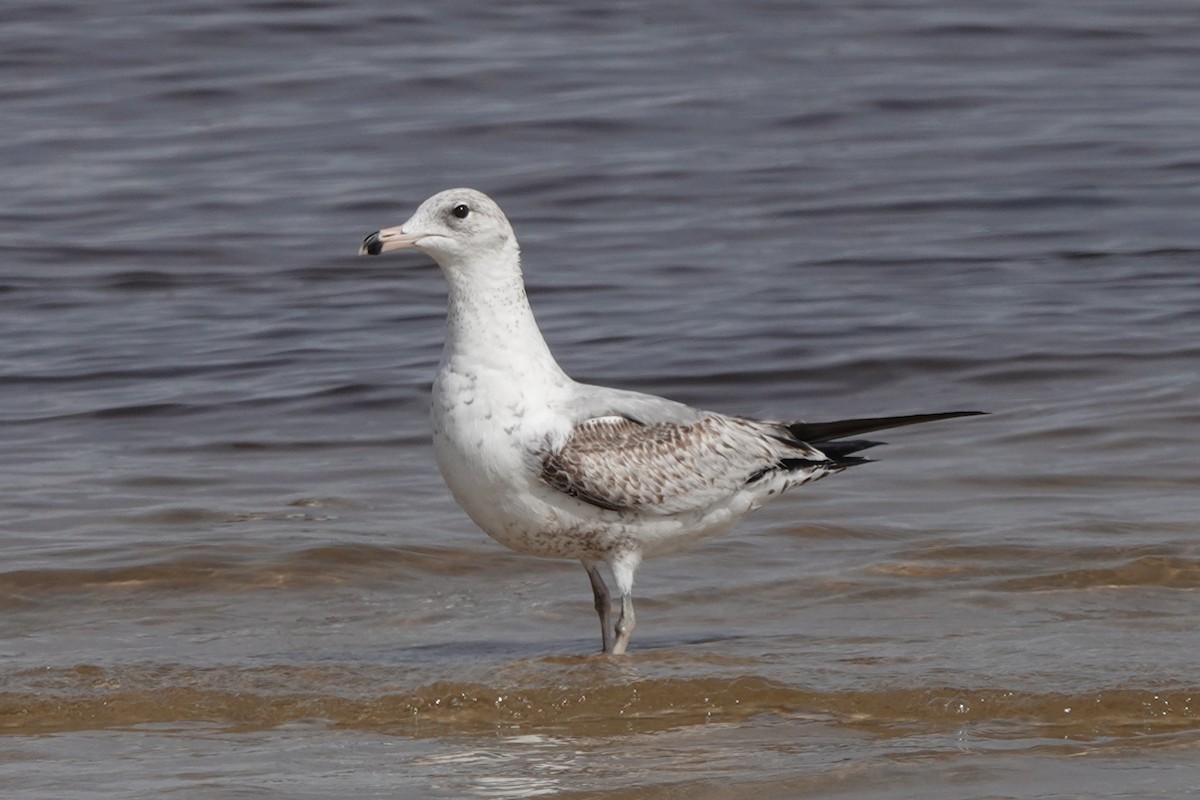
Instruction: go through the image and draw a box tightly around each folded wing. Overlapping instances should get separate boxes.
[538,409,985,515]
[539,415,831,515]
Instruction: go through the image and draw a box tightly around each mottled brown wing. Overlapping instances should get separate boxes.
[539,415,790,515]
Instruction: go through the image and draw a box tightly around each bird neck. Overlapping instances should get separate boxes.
[440,260,566,381]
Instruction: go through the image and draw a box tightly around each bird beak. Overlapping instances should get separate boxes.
[359,225,425,256]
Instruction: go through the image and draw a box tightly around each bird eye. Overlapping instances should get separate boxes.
[451,204,470,219]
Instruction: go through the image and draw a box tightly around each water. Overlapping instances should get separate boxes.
[3,0,1200,797]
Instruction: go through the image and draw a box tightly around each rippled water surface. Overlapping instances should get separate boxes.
[3,1,1200,797]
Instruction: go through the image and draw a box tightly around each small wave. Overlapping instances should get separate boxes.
[996,556,1200,592]
[100,270,183,290]
[0,544,512,605]
[2,664,1196,741]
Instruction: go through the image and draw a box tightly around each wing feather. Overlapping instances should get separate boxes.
[539,415,824,515]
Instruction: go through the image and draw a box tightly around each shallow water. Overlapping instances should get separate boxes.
[3,1,1200,797]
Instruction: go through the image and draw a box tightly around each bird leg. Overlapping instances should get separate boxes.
[610,593,636,655]
[583,560,613,654]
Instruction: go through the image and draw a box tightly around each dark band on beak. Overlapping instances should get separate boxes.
[360,232,384,256]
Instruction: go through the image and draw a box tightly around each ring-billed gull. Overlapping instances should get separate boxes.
[360,188,982,654]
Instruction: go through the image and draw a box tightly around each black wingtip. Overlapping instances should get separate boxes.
[788,410,986,444]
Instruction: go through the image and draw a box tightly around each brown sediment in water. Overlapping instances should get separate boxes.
[2,663,1196,741]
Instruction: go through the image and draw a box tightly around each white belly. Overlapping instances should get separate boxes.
[430,363,581,556]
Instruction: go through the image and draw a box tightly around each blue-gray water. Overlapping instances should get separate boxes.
[3,1,1199,798]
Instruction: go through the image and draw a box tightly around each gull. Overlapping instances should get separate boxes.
[359,188,981,655]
